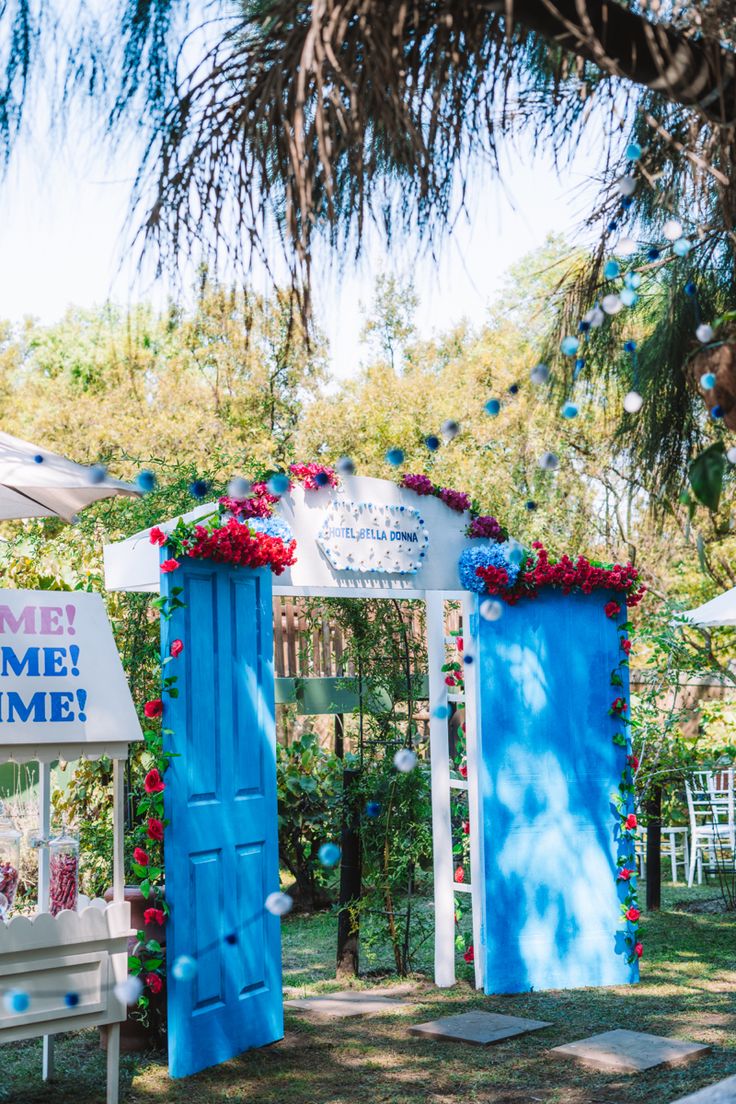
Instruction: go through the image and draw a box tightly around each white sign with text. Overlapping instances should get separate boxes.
[316,500,429,575]
[0,590,142,756]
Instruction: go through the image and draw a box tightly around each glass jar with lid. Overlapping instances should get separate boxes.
[49,825,79,916]
[0,801,21,918]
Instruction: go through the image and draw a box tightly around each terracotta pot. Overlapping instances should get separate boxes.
[99,885,167,1054]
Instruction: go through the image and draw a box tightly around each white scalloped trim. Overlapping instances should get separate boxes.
[0,901,130,952]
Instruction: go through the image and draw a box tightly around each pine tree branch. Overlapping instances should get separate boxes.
[507,0,736,126]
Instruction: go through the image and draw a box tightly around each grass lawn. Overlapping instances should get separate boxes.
[4,881,736,1104]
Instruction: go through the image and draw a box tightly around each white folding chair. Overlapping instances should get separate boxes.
[686,771,735,887]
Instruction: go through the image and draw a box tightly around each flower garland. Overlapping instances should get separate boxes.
[471,541,646,607]
[608,610,643,966]
[150,516,296,575]
[399,472,508,542]
[458,543,521,593]
[219,463,337,520]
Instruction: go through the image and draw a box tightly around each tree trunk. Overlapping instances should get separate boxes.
[336,767,362,977]
[645,786,662,912]
[511,0,736,127]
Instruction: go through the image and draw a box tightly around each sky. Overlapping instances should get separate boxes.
[0,125,602,380]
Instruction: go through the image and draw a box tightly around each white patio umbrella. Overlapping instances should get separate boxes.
[680,587,736,628]
[0,430,140,522]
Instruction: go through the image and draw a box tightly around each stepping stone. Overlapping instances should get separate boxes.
[551,1029,711,1073]
[672,1074,736,1103]
[409,1011,552,1046]
[284,987,413,1018]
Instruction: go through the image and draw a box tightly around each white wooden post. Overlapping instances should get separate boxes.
[106,1023,120,1104]
[112,759,124,904]
[39,762,54,1080]
[461,592,485,990]
[426,591,455,988]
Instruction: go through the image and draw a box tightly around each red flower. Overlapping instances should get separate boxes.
[147,818,164,842]
[459,764,468,779]
[634,942,644,958]
[444,675,455,687]
[149,527,167,546]
[133,847,149,866]
[627,753,640,771]
[144,699,163,719]
[144,768,165,794]
[463,945,474,963]
[618,868,632,881]
[462,820,470,835]
[626,906,641,923]
[145,972,163,994]
[144,907,165,927]
[454,865,465,884]
[170,639,184,658]
[621,638,632,655]
[625,813,637,830]
[160,558,180,573]
[456,637,463,652]
[604,600,621,619]
[610,697,628,717]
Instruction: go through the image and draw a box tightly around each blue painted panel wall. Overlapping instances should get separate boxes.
[162,559,283,1079]
[475,589,637,993]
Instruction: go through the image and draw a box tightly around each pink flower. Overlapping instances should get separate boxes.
[454,865,465,884]
[147,818,164,842]
[144,907,165,927]
[463,945,474,963]
[133,847,149,867]
[605,600,621,619]
[456,637,463,652]
[626,906,641,923]
[634,942,643,958]
[160,558,180,573]
[621,638,632,655]
[144,699,163,719]
[625,813,637,831]
[144,768,165,794]
[462,820,470,835]
[459,764,467,779]
[149,527,167,546]
[618,868,632,881]
[170,639,184,658]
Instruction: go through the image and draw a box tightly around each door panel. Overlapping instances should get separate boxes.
[162,559,283,1079]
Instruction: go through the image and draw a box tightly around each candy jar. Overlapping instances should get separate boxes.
[0,802,21,918]
[49,826,79,916]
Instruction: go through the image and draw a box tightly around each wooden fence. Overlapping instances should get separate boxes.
[271,597,461,679]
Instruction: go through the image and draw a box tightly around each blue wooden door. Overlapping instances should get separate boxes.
[474,590,637,993]
[161,559,283,1079]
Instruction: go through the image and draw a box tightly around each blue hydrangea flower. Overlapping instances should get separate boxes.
[248,517,294,542]
[458,542,521,593]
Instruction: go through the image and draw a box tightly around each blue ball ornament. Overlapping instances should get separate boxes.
[318,842,341,867]
[64,992,80,1008]
[684,281,697,297]
[425,434,441,451]
[646,247,660,261]
[560,336,579,356]
[712,405,724,419]
[314,471,331,487]
[700,373,717,390]
[578,320,591,333]
[385,448,405,467]
[88,464,107,484]
[366,801,382,819]
[268,472,290,495]
[620,288,638,307]
[626,142,642,161]
[561,402,578,419]
[624,272,642,290]
[603,260,620,279]
[137,470,156,493]
[623,340,637,353]
[608,221,618,232]
[484,400,500,416]
[508,383,519,395]
[525,500,537,511]
[4,990,29,1014]
[33,454,44,464]
[189,479,210,500]
[673,238,692,257]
